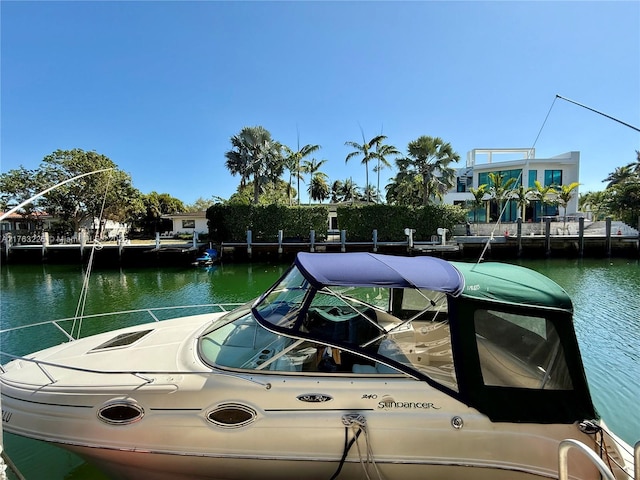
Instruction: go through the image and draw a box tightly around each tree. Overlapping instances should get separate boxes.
[385,169,422,207]
[33,149,143,235]
[532,180,558,228]
[331,178,360,203]
[301,158,327,204]
[627,150,640,176]
[603,165,634,188]
[186,196,226,212]
[468,184,488,233]
[345,132,386,203]
[0,166,46,215]
[373,141,400,203]
[138,192,185,234]
[487,172,517,222]
[308,172,330,203]
[511,185,533,222]
[227,179,291,206]
[402,136,460,205]
[557,182,580,232]
[579,191,607,221]
[363,184,380,204]
[601,152,640,226]
[283,142,321,205]
[225,126,284,204]
[604,180,640,227]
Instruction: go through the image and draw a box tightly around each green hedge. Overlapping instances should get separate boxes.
[207,203,467,243]
[207,204,330,242]
[336,204,467,241]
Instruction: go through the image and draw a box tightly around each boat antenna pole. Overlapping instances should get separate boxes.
[555,94,640,133]
[0,167,115,221]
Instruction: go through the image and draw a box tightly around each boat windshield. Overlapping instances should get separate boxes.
[242,266,459,389]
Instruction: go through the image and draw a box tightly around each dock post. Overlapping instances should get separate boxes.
[373,229,378,252]
[516,218,522,257]
[545,218,551,257]
[79,230,86,261]
[340,230,346,253]
[247,230,252,258]
[277,230,283,254]
[4,233,11,260]
[310,230,315,252]
[605,217,612,256]
[578,217,585,256]
[42,231,49,260]
[155,232,161,250]
[118,232,125,260]
[405,228,414,250]
[192,231,197,249]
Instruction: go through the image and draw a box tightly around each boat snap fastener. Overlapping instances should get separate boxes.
[451,416,464,429]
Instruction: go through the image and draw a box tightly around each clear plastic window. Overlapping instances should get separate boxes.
[254,267,309,328]
[474,309,573,389]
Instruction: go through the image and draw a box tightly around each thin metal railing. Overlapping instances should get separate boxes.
[0,303,242,336]
[635,441,639,480]
[0,303,277,389]
[558,439,616,480]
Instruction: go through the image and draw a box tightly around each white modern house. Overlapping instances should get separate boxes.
[443,148,580,223]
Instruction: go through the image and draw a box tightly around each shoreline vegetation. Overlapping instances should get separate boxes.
[1,145,639,255]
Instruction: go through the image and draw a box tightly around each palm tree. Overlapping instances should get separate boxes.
[283,142,321,205]
[468,184,488,233]
[373,141,400,203]
[557,182,580,232]
[487,173,517,222]
[225,126,283,204]
[363,184,380,204]
[512,185,534,222]
[331,178,360,203]
[531,180,558,231]
[403,136,460,205]
[330,180,344,203]
[603,165,634,188]
[345,132,386,203]
[626,150,640,176]
[308,172,330,203]
[301,158,327,204]
[579,191,607,221]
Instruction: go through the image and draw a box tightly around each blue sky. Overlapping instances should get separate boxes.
[2,1,639,205]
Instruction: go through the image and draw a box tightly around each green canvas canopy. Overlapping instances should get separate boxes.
[451,261,573,311]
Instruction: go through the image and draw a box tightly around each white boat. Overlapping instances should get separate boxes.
[1,252,636,480]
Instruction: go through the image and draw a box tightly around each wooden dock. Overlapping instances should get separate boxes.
[2,219,639,265]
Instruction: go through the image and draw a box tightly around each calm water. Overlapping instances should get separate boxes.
[1,258,638,479]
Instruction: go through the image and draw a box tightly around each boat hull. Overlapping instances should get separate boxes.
[2,372,608,480]
[63,444,573,480]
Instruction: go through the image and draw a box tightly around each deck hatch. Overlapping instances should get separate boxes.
[91,330,153,351]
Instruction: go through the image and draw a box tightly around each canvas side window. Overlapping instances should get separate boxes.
[474,309,573,390]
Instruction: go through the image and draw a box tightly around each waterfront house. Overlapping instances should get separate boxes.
[162,211,208,238]
[443,148,580,223]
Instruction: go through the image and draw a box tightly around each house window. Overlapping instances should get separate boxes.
[544,170,562,187]
[528,170,537,188]
[182,220,196,229]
